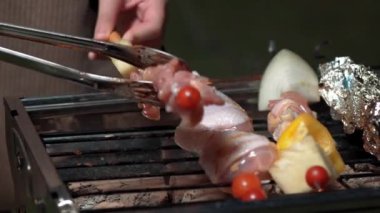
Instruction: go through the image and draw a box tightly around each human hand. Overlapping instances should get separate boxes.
[89,0,167,59]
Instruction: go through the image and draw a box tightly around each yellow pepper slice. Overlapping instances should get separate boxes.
[277,113,345,174]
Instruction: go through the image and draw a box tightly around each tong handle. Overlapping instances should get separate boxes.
[0,46,129,88]
[0,23,151,68]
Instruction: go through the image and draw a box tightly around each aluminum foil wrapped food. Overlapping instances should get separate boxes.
[319,57,380,158]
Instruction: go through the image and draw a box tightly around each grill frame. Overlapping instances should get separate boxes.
[4,79,380,212]
[5,97,76,212]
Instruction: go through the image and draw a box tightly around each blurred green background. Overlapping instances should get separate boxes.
[163,0,380,78]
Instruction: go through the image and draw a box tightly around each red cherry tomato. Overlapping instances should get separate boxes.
[305,165,330,191]
[232,172,262,199]
[175,85,201,110]
[241,188,267,202]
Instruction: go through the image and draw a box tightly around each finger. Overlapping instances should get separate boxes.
[94,0,123,40]
[88,51,97,60]
[88,51,109,60]
[122,0,166,46]
[124,0,144,10]
[89,0,123,60]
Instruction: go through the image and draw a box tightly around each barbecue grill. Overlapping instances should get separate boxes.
[5,78,380,213]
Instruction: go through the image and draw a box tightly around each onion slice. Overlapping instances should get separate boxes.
[258,49,320,111]
[108,32,138,78]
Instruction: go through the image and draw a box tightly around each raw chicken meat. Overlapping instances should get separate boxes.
[174,93,277,183]
[108,31,277,183]
[132,59,224,125]
[123,59,277,183]
[267,91,315,140]
[258,49,319,140]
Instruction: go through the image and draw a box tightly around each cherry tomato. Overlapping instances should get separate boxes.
[241,188,267,202]
[232,172,262,199]
[305,165,330,191]
[175,85,201,110]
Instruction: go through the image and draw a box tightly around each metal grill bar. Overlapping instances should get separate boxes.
[58,162,204,182]
[71,183,231,197]
[52,150,197,168]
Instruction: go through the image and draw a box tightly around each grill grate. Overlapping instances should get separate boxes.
[6,78,380,212]
[37,98,380,211]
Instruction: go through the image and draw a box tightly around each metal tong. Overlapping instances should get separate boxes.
[0,46,161,105]
[0,23,181,68]
[0,23,185,105]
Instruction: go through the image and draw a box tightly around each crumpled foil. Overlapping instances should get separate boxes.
[319,57,380,158]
